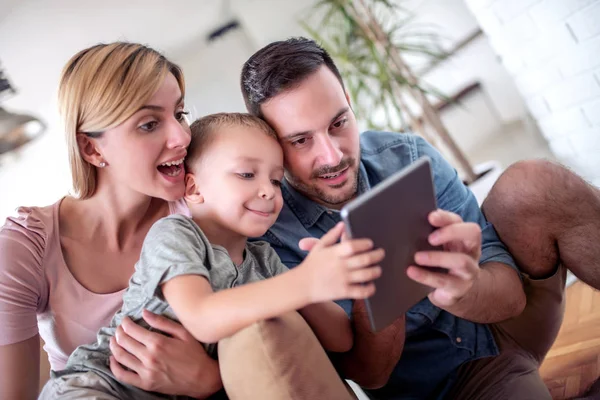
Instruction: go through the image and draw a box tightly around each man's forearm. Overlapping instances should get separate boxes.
[299,302,353,353]
[441,262,526,323]
[332,300,405,389]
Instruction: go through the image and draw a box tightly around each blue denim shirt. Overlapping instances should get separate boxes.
[257,131,518,399]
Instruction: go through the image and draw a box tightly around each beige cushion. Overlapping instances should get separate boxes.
[219,311,356,400]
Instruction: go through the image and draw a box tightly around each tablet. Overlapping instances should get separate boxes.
[340,156,442,332]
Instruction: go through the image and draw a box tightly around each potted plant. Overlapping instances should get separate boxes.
[299,0,482,183]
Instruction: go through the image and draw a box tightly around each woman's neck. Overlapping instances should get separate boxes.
[66,185,168,251]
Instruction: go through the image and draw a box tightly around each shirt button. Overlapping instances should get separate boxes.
[456,337,462,343]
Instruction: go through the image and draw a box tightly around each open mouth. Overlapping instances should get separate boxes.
[157,157,185,177]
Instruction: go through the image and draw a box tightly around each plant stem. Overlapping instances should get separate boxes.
[353,0,477,183]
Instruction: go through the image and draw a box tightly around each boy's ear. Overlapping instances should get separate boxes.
[184,172,204,204]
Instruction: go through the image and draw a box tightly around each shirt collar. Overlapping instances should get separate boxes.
[281,161,372,228]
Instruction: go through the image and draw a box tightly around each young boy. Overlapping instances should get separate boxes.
[40,113,384,399]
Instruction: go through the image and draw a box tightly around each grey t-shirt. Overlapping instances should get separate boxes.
[57,214,289,386]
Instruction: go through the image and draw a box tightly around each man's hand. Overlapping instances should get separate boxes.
[406,209,482,309]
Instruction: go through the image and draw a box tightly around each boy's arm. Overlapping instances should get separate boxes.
[162,268,312,344]
[298,302,352,353]
[163,223,383,345]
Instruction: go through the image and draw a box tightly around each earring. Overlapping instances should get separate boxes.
[99,162,106,168]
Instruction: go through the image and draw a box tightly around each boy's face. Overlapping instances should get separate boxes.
[186,125,284,238]
[260,66,361,209]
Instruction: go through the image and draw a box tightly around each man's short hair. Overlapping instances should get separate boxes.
[185,112,277,171]
[240,37,345,117]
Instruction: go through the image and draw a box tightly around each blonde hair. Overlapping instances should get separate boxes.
[58,42,185,199]
[185,113,277,170]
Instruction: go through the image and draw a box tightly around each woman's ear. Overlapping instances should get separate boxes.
[76,133,106,167]
[184,172,204,204]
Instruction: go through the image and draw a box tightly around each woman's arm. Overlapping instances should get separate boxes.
[109,310,222,398]
[0,213,48,399]
[299,302,352,353]
[0,335,41,400]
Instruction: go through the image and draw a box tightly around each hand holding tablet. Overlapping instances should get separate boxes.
[340,157,444,332]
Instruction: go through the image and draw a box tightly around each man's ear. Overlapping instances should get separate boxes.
[184,172,204,204]
[76,133,105,167]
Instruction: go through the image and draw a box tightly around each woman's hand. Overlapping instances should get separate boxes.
[109,310,222,398]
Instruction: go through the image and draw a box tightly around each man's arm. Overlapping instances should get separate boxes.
[409,258,525,324]
[408,209,527,324]
[299,302,353,353]
[412,136,526,323]
[332,300,405,389]
[446,261,525,323]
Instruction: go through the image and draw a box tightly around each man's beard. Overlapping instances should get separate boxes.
[286,157,359,207]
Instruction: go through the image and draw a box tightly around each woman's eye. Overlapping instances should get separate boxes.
[140,121,158,132]
[176,110,190,122]
[238,172,254,179]
[271,179,282,186]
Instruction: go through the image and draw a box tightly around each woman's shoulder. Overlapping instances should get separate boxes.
[0,200,60,258]
[0,201,60,346]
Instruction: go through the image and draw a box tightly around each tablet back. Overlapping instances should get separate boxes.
[340,157,441,332]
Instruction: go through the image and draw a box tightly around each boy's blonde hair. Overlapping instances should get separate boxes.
[58,42,185,199]
[185,113,277,171]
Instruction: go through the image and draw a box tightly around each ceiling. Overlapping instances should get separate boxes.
[0,0,232,115]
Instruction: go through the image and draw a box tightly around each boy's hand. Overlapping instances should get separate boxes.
[299,222,384,303]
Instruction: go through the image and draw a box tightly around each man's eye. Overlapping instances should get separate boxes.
[333,118,347,129]
[292,137,308,146]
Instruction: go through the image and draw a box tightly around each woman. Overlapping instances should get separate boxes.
[0,42,356,400]
[0,42,223,399]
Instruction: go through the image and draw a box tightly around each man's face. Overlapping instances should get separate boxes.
[261,66,361,209]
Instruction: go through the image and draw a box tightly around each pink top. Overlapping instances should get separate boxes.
[0,198,190,370]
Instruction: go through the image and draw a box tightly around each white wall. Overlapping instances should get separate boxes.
[0,0,225,220]
[391,0,529,156]
[0,0,536,220]
[465,0,600,186]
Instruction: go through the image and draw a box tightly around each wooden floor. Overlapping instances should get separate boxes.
[540,281,600,399]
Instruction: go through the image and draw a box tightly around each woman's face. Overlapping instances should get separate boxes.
[93,73,191,201]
